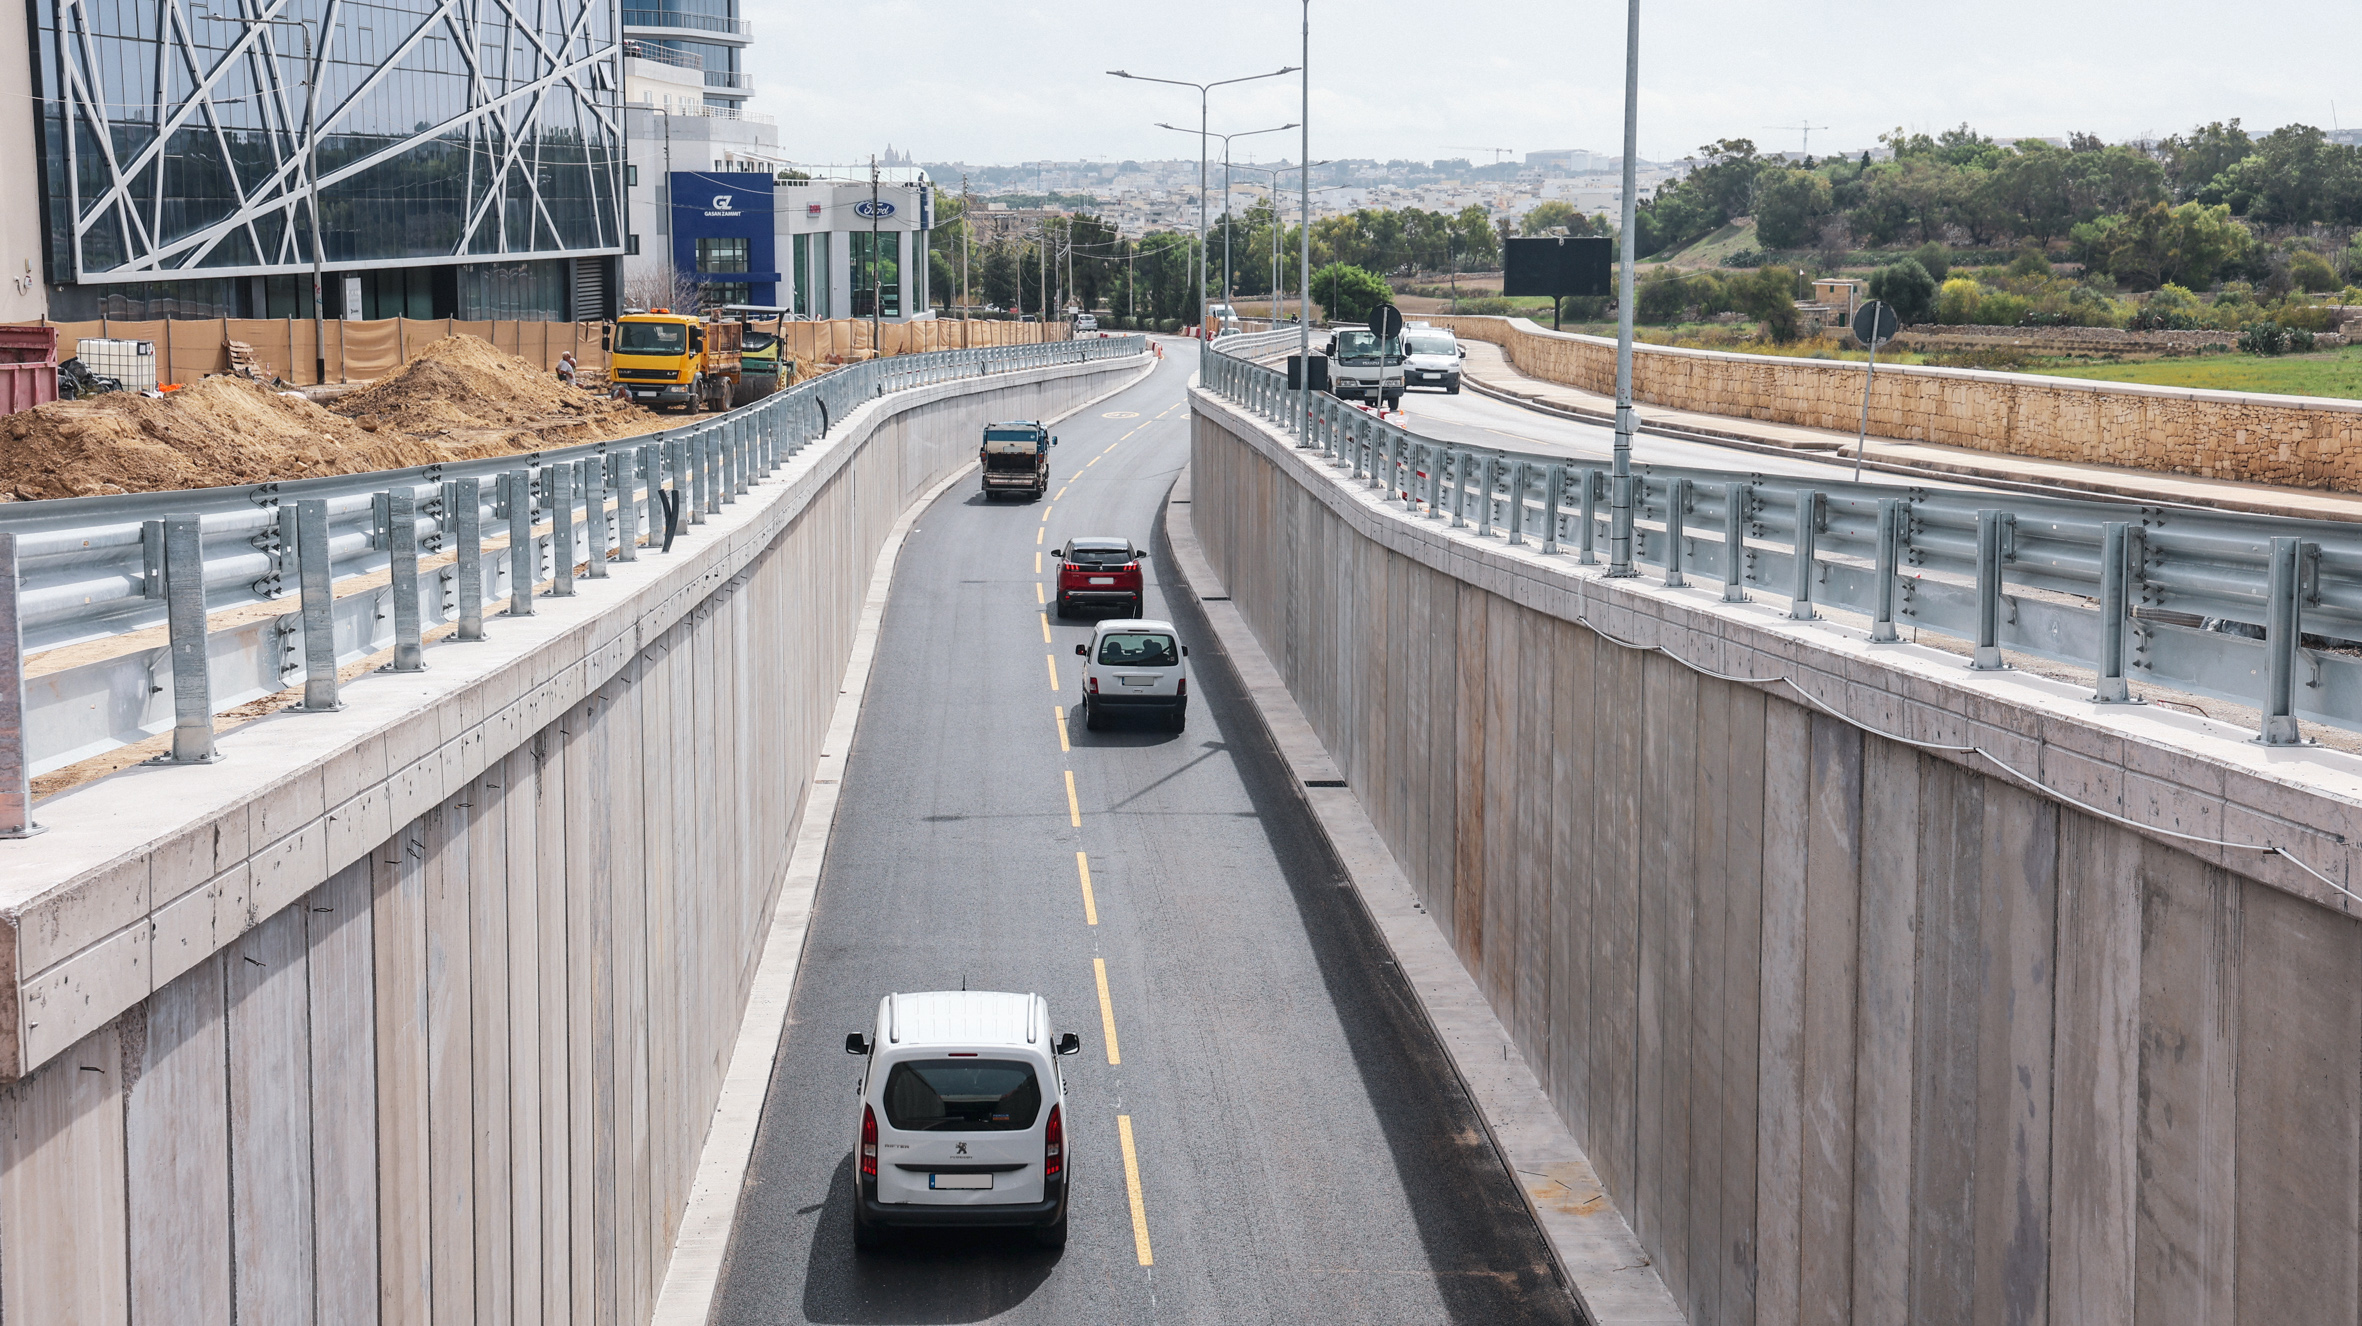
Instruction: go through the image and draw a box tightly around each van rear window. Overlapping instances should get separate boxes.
[1098,633,1178,666]
[883,1059,1042,1132]
[984,430,1043,442]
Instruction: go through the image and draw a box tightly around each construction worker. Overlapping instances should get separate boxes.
[556,350,578,385]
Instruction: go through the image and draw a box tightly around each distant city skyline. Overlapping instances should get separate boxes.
[742,0,2361,170]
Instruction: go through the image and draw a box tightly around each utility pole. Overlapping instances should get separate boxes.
[961,174,972,342]
[1609,0,1641,577]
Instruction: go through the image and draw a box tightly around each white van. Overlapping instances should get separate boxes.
[1075,618,1190,731]
[846,991,1081,1250]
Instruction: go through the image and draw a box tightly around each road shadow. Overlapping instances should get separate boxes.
[797,1154,1060,1325]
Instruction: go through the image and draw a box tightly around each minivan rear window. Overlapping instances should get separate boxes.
[1098,632,1178,666]
[883,1059,1042,1132]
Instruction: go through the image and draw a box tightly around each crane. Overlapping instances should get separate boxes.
[1446,146,1516,164]
[1765,121,1828,159]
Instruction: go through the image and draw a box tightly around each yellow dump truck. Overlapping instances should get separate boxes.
[605,310,740,412]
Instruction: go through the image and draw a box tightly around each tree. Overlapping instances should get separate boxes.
[1453,205,1500,268]
[1868,258,1937,323]
[2200,125,2362,225]
[1311,262,1392,322]
[622,259,701,314]
[1753,169,1831,249]
[2290,248,2339,293]
[1730,265,1801,342]
[2160,120,2253,201]
[1523,200,1582,234]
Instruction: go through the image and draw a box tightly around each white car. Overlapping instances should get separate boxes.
[847,990,1081,1250]
[1075,618,1190,731]
[1402,328,1466,394]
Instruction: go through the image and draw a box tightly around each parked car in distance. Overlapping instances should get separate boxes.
[1052,537,1145,618]
[1073,313,1098,333]
[1401,328,1465,394]
[1075,619,1189,731]
[846,990,1081,1250]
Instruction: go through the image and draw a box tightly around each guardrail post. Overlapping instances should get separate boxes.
[1971,509,2007,669]
[291,499,342,708]
[1446,450,1467,528]
[1663,477,1689,587]
[1790,490,1820,621]
[2091,520,2138,702]
[1,532,44,837]
[1579,469,1599,565]
[1870,497,1901,642]
[507,468,535,616]
[548,462,576,597]
[583,459,611,579]
[721,422,740,501]
[452,478,484,640]
[1473,456,1497,537]
[383,489,426,672]
[2259,535,2306,745]
[159,514,220,764]
[1723,482,1748,601]
[1541,465,1566,555]
[701,433,721,518]
[1504,462,1529,546]
[615,452,640,563]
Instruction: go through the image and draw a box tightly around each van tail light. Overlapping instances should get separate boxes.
[1087,676,1098,694]
[1176,677,1186,698]
[1044,1104,1063,1178]
[861,1105,878,1178]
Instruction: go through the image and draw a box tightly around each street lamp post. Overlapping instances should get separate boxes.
[1609,0,1642,577]
[1107,65,1296,337]
[1298,3,1312,437]
[1155,122,1293,324]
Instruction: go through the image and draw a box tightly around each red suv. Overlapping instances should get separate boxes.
[1052,537,1145,619]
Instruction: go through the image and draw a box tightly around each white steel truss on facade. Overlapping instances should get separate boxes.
[39,0,626,283]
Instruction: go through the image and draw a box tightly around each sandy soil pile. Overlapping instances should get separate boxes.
[0,334,666,500]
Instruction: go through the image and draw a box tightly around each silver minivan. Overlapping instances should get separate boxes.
[847,990,1082,1250]
[1075,618,1190,731]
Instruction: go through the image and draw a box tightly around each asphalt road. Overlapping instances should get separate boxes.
[710,344,1571,1324]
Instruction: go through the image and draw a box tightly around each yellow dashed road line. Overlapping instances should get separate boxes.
[1094,957,1120,1061]
[1054,705,1069,753]
[1118,1115,1154,1266]
[1036,528,1044,545]
[1063,770,1081,826]
[1046,655,1059,691]
[1040,613,1052,644]
[1077,852,1098,925]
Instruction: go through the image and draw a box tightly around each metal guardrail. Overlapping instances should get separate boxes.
[1200,337,2362,745]
[0,335,1144,830]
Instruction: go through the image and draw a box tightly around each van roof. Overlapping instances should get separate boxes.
[880,991,1045,1048]
[1095,618,1176,633]
[986,420,1045,430]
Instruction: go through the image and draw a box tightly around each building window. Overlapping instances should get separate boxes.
[848,230,900,318]
[704,281,751,308]
[627,234,640,256]
[793,233,829,318]
[697,237,749,273]
[627,165,639,188]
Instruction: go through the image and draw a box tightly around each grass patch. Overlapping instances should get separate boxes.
[2020,346,2362,399]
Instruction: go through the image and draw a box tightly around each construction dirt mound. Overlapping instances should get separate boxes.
[0,334,668,501]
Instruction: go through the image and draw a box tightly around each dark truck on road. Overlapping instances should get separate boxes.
[980,420,1057,500]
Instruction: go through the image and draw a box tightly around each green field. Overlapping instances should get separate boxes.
[2025,346,2362,400]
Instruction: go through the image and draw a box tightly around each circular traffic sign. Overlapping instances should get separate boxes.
[1854,299,1900,349]
[1368,303,1404,340]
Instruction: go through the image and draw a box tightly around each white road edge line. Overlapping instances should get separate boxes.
[1162,456,1688,1326]
[649,355,1161,1326]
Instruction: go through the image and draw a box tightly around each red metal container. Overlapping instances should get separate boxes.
[0,326,58,417]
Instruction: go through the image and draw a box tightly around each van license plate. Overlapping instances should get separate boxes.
[929,1173,992,1190]
[1121,676,1155,687]
[1089,576,1115,585]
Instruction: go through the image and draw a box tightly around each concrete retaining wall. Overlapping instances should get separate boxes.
[1430,314,2362,492]
[1189,384,2362,1326]
[0,354,1143,1326]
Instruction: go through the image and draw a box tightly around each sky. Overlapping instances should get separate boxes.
[742,0,2362,171]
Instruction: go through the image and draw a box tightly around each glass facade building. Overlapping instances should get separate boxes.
[34,0,625,317]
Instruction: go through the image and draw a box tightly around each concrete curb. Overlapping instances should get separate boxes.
[1161,463,1685,1326]
[648,356,1158,1326]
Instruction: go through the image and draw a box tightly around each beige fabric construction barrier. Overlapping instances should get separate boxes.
[1428,315,2362,494]
[11,314,1071,389]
